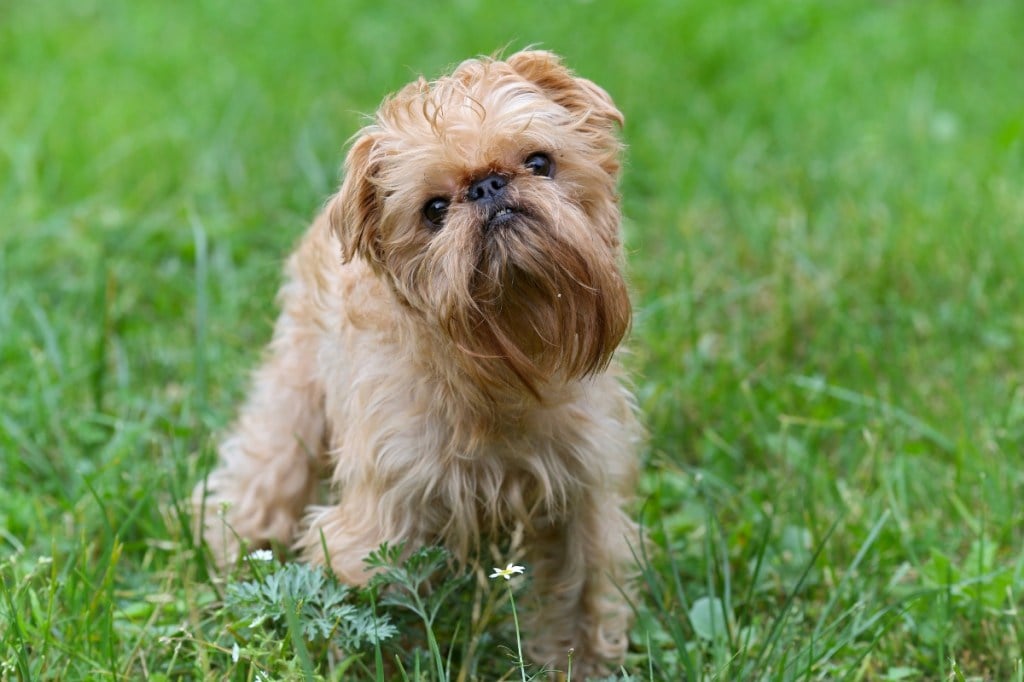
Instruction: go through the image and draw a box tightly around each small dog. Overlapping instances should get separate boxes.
[194,50,641,675]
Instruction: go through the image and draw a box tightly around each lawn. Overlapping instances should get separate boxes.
[2,0,1023,679]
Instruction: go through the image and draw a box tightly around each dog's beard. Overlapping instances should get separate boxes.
[413,193,631,400]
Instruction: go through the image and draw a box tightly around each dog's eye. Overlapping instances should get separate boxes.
[524,152,554,178]
[423,197,450,228]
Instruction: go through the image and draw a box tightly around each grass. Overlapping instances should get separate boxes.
[2,0,1023,679]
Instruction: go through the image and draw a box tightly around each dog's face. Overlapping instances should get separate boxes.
[329,50,630,398]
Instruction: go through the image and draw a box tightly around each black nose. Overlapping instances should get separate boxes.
[467,173,508,203]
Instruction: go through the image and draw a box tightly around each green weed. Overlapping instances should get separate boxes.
[3,0,1023,679]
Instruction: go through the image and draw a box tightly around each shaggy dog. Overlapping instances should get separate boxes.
[194,50,641,675]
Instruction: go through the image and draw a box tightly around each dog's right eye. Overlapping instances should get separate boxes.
[423,197,450,228]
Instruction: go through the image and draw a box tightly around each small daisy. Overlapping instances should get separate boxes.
[489,563,526,581]
[246,549,274,562]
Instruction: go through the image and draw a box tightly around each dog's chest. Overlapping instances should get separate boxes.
[328,384,584,535]
[319,324,612,541]
[451,439,568,516]
[411,433,582,555]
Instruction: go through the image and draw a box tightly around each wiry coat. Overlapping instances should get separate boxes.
[195,50,642,676]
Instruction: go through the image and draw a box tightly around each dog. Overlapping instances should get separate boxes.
[193,49,642,675]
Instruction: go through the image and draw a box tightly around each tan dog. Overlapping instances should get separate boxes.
[194,50,641,675]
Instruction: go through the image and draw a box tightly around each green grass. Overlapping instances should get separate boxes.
[2,0,1023,679]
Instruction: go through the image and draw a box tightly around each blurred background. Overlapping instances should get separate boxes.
[2,0,1022,679]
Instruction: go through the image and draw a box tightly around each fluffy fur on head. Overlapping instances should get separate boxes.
[194,50,641,677]
[332,50,630,402]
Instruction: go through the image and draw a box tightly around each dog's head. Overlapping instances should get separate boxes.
[328,50,630,398]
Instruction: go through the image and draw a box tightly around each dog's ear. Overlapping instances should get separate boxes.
[507,50,624,132]
[329,132,381,264]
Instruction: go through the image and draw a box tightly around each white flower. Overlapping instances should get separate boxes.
[489,563,526,581]
[231,642,240,663]
[246,549,274,562]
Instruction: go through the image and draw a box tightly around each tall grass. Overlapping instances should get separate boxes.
[2,0,1022,679]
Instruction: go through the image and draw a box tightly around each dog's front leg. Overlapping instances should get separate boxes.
[193,276,326,567]
[293,492,409,585]
[523,500,637,677]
